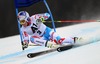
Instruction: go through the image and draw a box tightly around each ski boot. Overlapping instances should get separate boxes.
[73,37,83,46]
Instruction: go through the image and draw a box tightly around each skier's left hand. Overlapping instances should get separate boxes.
[46,41,60,48]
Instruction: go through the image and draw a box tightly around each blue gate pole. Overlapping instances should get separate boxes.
[15,7,24,50]
[43,0,56,32]
[15,8,23,43]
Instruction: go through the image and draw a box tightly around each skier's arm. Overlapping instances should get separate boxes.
[34,13,50,21]
[22,31,29,43]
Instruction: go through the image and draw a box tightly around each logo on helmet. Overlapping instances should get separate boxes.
[17,11,30,24]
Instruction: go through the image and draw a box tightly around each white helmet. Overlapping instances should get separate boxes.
[17,11,30,24]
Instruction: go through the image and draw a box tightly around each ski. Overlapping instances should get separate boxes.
[27,45,73,58]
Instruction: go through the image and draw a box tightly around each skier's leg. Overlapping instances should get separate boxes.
[30,36,60,48]
[49,31,76,45]
[30,36,47,46]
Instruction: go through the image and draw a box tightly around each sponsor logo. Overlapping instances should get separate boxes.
[36,40,44,44]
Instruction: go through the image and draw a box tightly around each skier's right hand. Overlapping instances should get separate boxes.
[23,40,29,48]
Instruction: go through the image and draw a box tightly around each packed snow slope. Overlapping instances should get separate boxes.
[0,22,100,64]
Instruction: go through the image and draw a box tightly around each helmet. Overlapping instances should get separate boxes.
[17,11,30,24]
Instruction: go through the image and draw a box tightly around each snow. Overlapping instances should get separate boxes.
[0,22,100,64]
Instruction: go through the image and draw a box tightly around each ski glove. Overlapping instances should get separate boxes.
[45,41,60,48]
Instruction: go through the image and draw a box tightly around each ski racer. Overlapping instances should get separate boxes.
[17,11,80,48]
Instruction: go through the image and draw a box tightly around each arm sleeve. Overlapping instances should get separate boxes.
[34,13,50,20]
[21,28,29,42]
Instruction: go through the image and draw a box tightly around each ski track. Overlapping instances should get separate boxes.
[0,22,100,64]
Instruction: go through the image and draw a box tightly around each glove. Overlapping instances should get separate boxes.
[40,17,44,21]
[36,18,44,23]
[45,41,60,48]
[22,40,29,48]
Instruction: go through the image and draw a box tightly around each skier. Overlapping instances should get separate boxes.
[17,11,80,48]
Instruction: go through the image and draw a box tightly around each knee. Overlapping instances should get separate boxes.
[30,37,35,43]
[30,36,41,43]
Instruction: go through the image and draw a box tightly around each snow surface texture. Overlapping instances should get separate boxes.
[0,22,100,64]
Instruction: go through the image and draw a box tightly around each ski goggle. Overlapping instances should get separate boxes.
[20,20,26,25]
